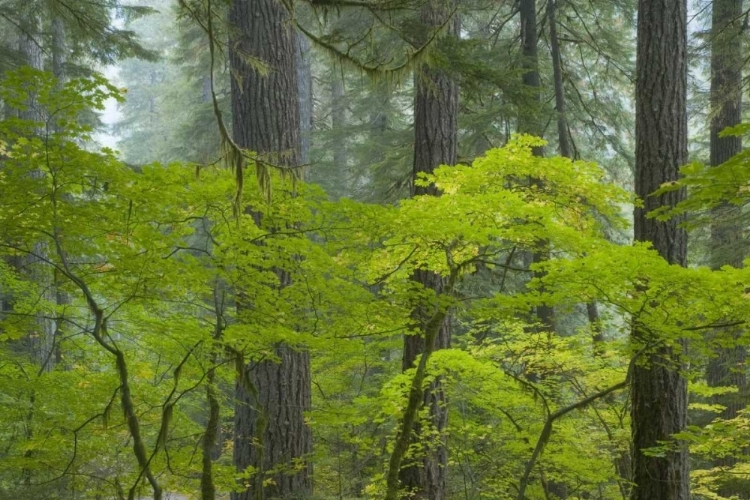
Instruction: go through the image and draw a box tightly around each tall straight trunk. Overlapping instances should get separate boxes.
[51,17,67,82]
[519,0,555,335]
[707,1,747,496]
[15,10,56,371]
[399,2,458,499]
[297,33,312,167]
[548,8,626,491]
[709,0,743,269]
[229,1,312,499]
[548,0,570,159]
[519,0,543,150]
[548,0,603,354]
[51,15,69,370]
[519,4,566,497]
[631,1,689,499]
[331,64,347,187]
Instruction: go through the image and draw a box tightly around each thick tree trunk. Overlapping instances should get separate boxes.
[631,1,689,499]
[399,2,459,499]
[229,0,312,498]
[51,17,67,82]
[707,1,747,497]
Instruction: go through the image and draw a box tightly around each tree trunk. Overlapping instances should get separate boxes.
[331,64,347,188]
[631,1,689,499]
[706,1,747,496]
[229,0,312,498]
[519,0,555,339]
[709,0,743,271]
[548,0,571,160]
[51,17,67,82]
[297,33,312,168]
[399,2,459,499]
[519,0,543,153]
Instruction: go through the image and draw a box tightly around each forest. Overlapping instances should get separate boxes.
[1,0,750,499]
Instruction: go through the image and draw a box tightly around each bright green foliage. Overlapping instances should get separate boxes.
[3,69,750,500]
[653,125,750,228]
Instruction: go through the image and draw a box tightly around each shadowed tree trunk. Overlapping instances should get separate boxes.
[229,0,312,498]
[630,0,689,499]
[15,9,57,372]
[706,1,748,497]
[520,0,556,342]
[399,2,459,499]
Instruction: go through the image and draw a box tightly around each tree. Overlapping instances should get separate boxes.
[228,0,312,498]
[705,0,748,496]
[518,0,544,155]
[630,0,689,498]
[398,0,459,498]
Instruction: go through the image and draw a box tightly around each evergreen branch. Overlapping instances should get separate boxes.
[296,3,458,81]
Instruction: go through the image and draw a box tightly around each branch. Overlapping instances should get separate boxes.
[384,269,458,500]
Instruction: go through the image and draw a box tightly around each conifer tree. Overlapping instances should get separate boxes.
[399,1,459,498]
[630,0,689,498]
[228,0,312,498]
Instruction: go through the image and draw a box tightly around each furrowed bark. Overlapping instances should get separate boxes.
[399,1,459,498]
[631,0,689,498]
[229,0,312,497]
[707,1,748,496]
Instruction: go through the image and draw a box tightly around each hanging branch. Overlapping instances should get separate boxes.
[296,3,459,84]
[176,0,276,210]
[31,218,164,500]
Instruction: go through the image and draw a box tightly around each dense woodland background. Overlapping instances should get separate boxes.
[2,0,750,499]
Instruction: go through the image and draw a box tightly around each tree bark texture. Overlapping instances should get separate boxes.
[400,2,459,499]
[709,0,743,271]
[631,1,689,499]
[519,0,555,336]
[230,0,300,170]
[234,349,312,500]
[229,0,311,498]
[706,1,748,496]
[296,33,312,168]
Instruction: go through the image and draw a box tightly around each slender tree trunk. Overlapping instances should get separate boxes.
[707,1,747,496]
[331,64,347,188]
[399,2,459,499]
[548,0,570,160]
[229,0,312,498]
[519,0,543,151]
[630,1,689,499]
[548,0,603,355]
[297,33,312,168]
[520,0,555,340]
[520,3,563,497]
